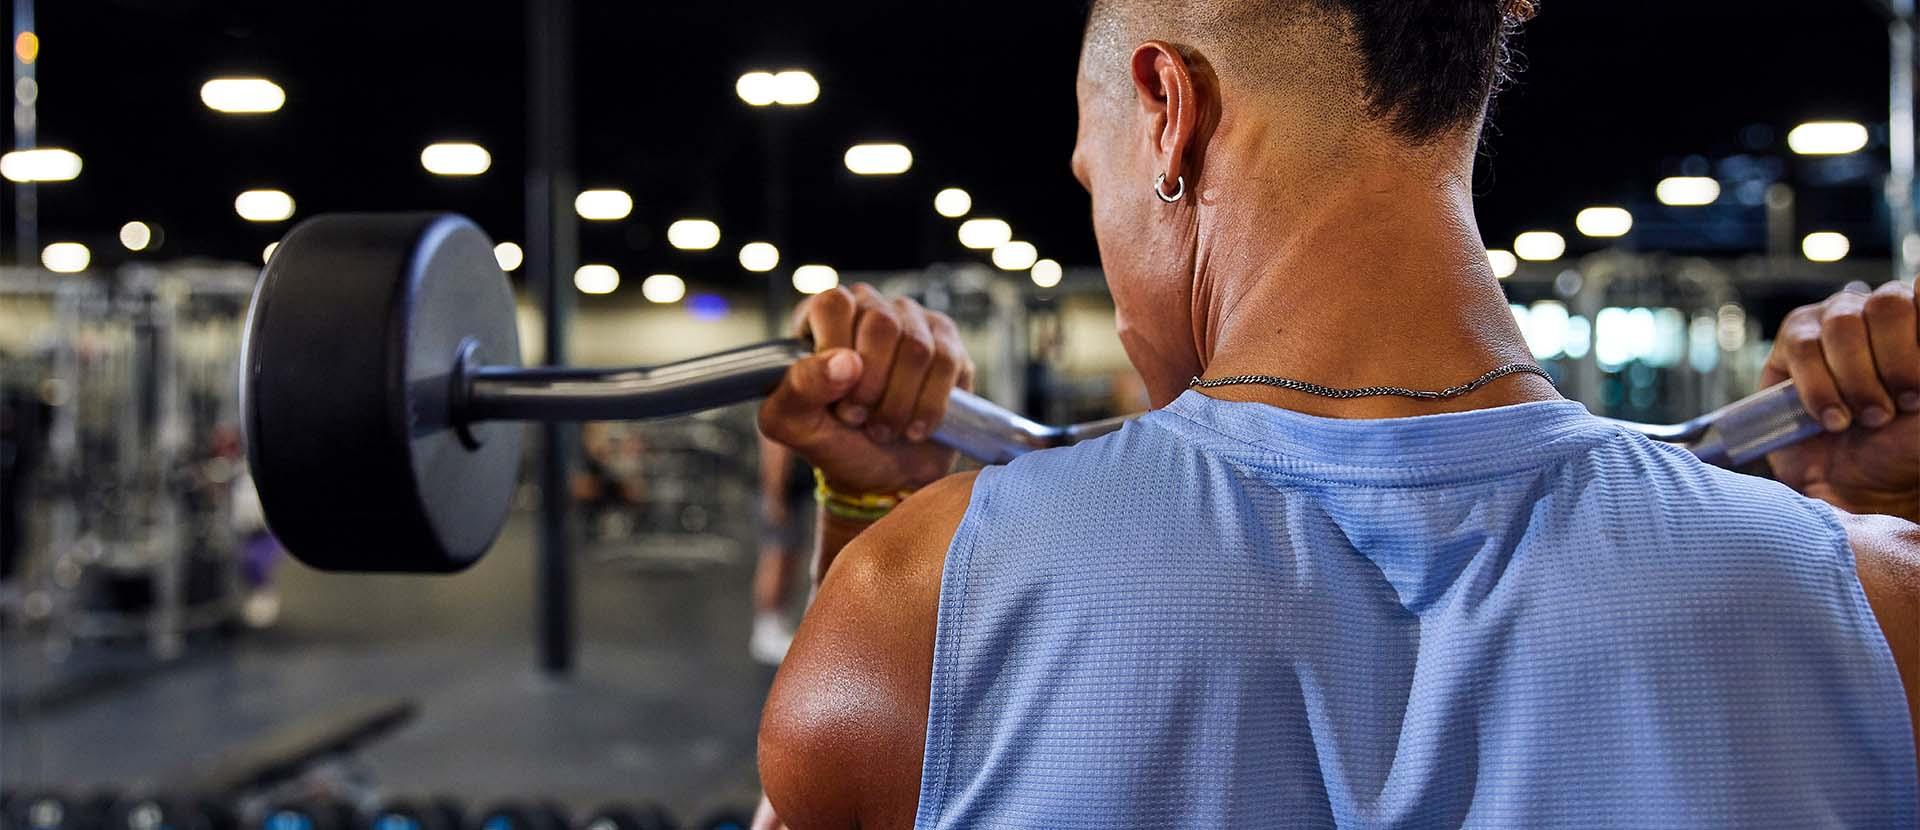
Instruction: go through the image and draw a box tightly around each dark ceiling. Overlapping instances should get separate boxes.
[7,0,1895,289]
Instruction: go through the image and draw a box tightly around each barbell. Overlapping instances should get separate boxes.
[241,213,1823,574]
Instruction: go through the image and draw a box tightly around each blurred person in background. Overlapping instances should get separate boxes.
[575,422,648,540]
[0,387,53,610]
[221,425,284,629]
[749,435,813,665]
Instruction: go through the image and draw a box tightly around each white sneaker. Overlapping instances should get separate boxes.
[242,588,282,629]
[749,611,794,665]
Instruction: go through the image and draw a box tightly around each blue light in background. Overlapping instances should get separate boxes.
[688,293,729,321]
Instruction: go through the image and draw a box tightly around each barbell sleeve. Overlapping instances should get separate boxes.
[461,337,1818,467]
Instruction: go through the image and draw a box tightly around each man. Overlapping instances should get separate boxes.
[755,0,1920,826]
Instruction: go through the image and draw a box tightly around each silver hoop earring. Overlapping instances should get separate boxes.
[1153,173,1185,203]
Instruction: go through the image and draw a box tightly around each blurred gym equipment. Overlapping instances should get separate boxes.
[474,803,567,830]
[0,792,748,830]
[243,213,1824,575]
[579,804,673,830]
[363,798,469,830]
[1,266,257,660]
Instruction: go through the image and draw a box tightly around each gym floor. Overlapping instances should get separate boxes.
[0,512,779,818]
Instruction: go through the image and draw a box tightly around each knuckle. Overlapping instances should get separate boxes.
[858,310,899,341]
[1872,279,1914,299]
[928,311,960,337]
[1823,292,1868,318]
[812,289,852,318]
[927,352,956,378]
[1863,289,1913,319]
[1783,334,1823,360]
[896,335,933,365]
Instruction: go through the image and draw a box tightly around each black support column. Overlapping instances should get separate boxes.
[526,0,578,676]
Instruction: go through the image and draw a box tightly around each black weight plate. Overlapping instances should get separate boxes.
[243,213,523,572]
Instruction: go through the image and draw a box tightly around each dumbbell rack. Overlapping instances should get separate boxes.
[2,789,756,830]
[3,694,757,830]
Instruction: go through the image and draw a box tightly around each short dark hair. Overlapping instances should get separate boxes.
[1086,0,1536,143]
[1335,0,1533,140]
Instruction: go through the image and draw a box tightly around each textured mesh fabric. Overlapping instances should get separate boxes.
[915,392,1916,828]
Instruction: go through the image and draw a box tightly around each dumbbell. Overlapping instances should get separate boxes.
[258,801,356,830]
[579,804,674,830]
[7,792,116,830]
[242,213,1823,574]
[694,811,749,830]
[106,796,234,830]
[472,803,566,830]
[364,799,465,830]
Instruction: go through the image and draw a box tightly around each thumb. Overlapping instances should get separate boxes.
[761,348,863,431]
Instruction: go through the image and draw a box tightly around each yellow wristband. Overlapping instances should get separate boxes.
[814,468,915,522]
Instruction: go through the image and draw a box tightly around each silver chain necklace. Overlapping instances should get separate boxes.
[1189,363,1553,401]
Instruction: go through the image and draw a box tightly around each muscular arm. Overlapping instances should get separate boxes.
[1844,511,1920,785]
[758,472,975,830]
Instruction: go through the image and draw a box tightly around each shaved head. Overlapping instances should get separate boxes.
[1084,0,1533,143]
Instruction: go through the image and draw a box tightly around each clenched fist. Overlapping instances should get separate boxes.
[757,284,974,498]
[1763,281,1919,520]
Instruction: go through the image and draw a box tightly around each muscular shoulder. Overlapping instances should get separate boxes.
[758,471,978,830]
[1845,512,1920,656]
[1840,511,1920,752]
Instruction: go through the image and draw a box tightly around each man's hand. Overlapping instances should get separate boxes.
[1763,281,1920,520]
[758,284,974,496]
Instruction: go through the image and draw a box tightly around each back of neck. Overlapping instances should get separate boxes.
[1190,161,1559,419]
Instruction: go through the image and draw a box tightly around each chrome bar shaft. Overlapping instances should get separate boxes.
[462,338,1817,468]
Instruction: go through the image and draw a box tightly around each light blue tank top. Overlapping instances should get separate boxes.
[915,392,1916,828]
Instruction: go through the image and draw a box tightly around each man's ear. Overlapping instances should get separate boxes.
[1129,41,1200,191]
